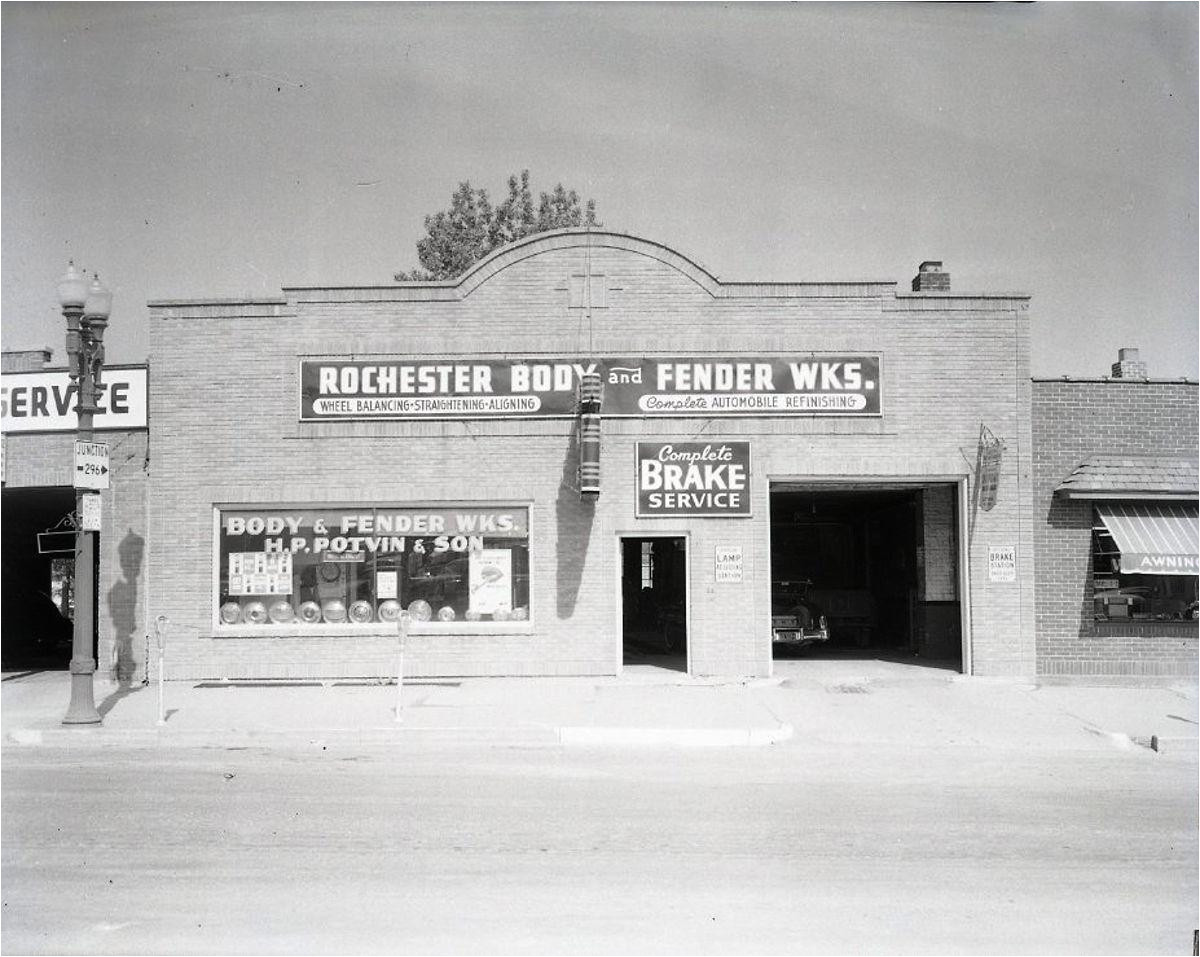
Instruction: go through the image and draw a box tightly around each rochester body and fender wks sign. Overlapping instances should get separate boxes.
[300,356,881,421]
[636,442,751,517]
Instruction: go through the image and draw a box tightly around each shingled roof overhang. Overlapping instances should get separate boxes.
[1055,455,1199,501]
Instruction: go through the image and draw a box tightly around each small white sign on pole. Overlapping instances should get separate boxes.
[989,545,1017,583]
[715,546,743,583]
[79,492,103,531]
[74,441,110,490]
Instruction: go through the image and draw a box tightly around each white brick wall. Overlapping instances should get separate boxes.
[148,233,1034,679]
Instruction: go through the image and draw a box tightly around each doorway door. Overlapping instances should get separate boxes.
[620,536,687,672]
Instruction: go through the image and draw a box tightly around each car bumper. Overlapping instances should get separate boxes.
[772,629,830,645]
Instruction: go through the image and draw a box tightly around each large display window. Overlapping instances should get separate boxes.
[1091,506,1197,623]
[215,505,530,629]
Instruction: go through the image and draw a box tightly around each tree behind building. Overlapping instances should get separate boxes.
[395,171,600,281]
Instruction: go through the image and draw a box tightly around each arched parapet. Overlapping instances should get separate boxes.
[284,229,898,303]
[452,228,722,299]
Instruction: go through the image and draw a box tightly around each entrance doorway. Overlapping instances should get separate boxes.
[1,486,88,671]
[769,483,963,670]
[621,536,687,671]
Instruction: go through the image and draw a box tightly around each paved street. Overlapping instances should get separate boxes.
[3,740,1195,955]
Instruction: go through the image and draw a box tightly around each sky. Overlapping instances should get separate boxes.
[2,2,1196,378]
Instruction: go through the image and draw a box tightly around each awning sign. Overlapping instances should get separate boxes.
[636,442,751,518]
[1096,503,1198,576]
[300,356,881,421]
[1,367,148,433]
[1121,553,1198,575]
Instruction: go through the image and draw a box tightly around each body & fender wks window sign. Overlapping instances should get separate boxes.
[636,442,751,518]
[300,356,881,421]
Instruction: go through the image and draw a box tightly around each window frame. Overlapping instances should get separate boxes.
[210,501,534,637]
[1090,506,1197,627]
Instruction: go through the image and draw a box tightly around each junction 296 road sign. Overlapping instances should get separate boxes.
[73,440,109,490]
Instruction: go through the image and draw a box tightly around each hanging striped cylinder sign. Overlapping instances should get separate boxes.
[579,413,601,496]
[578,371,603,412]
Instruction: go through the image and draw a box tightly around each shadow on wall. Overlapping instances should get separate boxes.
[556,425,596,619]
[106,529,145,685]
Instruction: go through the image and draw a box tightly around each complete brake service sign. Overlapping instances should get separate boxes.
[636,442,752,518]
[300,356,881,420]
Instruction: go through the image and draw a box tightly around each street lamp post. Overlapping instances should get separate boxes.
[57,262,111,726]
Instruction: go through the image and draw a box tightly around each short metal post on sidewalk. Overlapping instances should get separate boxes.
[154,615,168,726]
[394,610,410,723]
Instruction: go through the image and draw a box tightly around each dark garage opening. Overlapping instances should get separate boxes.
[2,486,92,672]
[770,484,962,669]
[621,536,687,672]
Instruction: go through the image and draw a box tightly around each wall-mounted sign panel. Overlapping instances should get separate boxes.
[715,546,744,582]
[300,356,881,421]
[988,545,1017,583]
[0,367,149,433]
[636,442,752,518]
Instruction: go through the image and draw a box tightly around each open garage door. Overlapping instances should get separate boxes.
[1,487,90,671]
[769,483,963,671]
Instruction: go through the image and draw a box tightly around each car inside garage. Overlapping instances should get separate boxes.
[769,483,963,669]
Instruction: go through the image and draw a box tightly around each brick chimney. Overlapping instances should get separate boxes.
[912,261,950,292]
[1110,347,1147,379]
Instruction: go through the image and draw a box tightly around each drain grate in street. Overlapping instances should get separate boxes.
[828,683,870,694]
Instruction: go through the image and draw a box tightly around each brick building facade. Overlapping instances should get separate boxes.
[7,231,1192,686]
[1032,353,1198,677]
[1,349,150,682]
[144,230,1036,680]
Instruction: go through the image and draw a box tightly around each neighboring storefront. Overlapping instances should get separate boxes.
[0,348,149,680]
[146,230,1037,680]
[1032,349,1198,677]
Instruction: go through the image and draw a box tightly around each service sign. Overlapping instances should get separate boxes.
[636,442,751,518]
[0,367,148,433]
[300,356,881,421]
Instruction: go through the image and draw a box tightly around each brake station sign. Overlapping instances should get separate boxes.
[636,442,751,518]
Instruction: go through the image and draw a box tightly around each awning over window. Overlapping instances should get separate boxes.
[1096,503,1199,576]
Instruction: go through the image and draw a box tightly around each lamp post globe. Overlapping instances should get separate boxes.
[57,262,89,311]
[84,275,112,323]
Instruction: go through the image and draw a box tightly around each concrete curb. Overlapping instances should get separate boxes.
[5,726,559,749]
[5,721,795,750]
[557,722,794,747]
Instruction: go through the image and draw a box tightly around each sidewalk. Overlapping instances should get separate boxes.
[3,661,1197,751]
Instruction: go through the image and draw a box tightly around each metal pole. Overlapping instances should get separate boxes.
[63,307,101,725]
[155,615,168,726]
[394,611,410,723]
